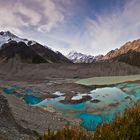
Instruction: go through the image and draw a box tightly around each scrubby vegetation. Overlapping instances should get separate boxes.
[38,102,140,140]
[37,128,93,140]
[94,102,140,140]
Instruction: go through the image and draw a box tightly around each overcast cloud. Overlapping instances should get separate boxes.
[0,0,140,55]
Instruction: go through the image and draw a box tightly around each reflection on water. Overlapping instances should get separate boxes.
[1,83,140,131]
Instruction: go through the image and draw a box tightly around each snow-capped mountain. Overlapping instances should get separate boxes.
[0,31,72,64]
[66,51,96,63]
[66,51,104,63]
[0,31,37,47]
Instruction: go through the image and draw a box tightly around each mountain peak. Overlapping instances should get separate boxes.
[0,31,18,39]
[0,31,72,64]
[67,51,96,63]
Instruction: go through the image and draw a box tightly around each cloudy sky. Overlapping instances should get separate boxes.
[0,0,140,55]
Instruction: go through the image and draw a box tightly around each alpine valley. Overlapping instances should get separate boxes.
[0,31,140,140]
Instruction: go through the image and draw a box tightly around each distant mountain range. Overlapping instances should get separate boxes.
[0,31,140,66]
[67,40,140,66]
[66,51,103,63]
[0,31,72,64]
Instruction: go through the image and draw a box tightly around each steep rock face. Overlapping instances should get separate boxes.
[103,39,140,66]
[0,31,72,64]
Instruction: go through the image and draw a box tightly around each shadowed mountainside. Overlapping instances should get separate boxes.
[0,41,47,64]
[0,31,72,64]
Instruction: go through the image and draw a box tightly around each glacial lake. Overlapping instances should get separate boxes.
[1,83,140,131]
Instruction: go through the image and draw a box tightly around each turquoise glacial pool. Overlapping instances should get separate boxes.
[1,83,140,131]
[24,95,43,105]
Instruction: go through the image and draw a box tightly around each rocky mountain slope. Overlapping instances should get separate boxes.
[0,31,140,66]
[66,51,103,63]
[67,39,140,66]
[103,39,140,66]
[0,31,72,64]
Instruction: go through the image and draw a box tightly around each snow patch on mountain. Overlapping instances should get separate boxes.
[66,51,104,63]
[66,51,96,63]
[0,31,37,47]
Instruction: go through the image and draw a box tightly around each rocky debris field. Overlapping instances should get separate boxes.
[0,90,81,139]
[0,61,140,82]
[0,94,39,140]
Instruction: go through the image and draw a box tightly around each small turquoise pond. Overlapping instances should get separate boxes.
[24,95,43,105]
[0,85,42,105]
[1,83,140,131]
[3,88,15,94]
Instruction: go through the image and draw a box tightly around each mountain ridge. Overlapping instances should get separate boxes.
[66,51,103,63]
[0,31,72,64]
[102,39,140,66]
[0,31,140,66]
[67,39,140,66]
